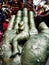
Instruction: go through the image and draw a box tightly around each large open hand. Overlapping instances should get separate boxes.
[2,8,49,65]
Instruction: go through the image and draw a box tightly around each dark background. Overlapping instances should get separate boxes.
[46,58,49,65]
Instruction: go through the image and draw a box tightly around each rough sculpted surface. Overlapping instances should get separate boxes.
[21,33,49,65]
[1,8,49,65]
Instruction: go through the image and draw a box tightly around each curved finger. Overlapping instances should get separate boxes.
[23,8,28,17]
[14,8,29,41]
[14,10,22,33]
[29,11,38,35]
[38,22,49,33]
[8,15,16,30]
[15,17,29,41]
[17,10,22,17]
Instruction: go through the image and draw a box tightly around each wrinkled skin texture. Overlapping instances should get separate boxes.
[21,22,49,65]
[21,33,49,65]
[1,8,49,65]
